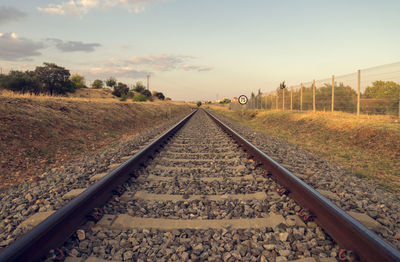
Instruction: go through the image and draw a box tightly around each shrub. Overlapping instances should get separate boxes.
[70,74,86,89]
[120,94,127,101]
[132,93,148,101]
[92,79,104,89]
[134,82,146,93]
[152,91,165,100]
[141,89,152,97]
[105,77,117,88]
[112,82,129,97]
[197,101,202,107]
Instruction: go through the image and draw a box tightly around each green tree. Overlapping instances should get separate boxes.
[105,77,117,88]
[92,79,104,89]
[112,82,129,97]
[197,101,202,107]
[70,74,86,89]
[34,63,74,95]
[365,81,400,99]
[0,70,40,94]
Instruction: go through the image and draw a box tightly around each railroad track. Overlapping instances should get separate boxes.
[1,109,399,262]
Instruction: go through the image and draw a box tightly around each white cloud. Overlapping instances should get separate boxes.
[0,33,44,61]
[0,6,26,25]
[38,0,164,16]
[37,0,100,16]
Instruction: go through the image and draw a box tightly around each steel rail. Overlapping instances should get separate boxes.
[0,109,197,262]
[205,109,400,262]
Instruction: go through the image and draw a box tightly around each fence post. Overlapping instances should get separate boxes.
[282,89,285,110]
[357,70,360,117]
[313,79,316,113]
[290,87,293,110]
[300,83,303,111]
[331,75,335,112]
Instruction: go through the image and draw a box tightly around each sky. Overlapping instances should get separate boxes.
[0,0,400,101]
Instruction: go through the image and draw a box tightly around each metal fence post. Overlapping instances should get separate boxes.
[290,87,293,111]
[357,70,361,117]
[313,80,316,113]
[300,83,303,111]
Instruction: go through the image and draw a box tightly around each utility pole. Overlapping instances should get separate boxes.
[331,75,335,112]
[146,74,150,90]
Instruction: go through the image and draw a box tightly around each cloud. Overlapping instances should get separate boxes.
[47,38,101,52]
[0,33,44,61]
[125,54,194,71]
[38,0,163,16]
[80,66,148,78]
[37,0,99,16]
[79,54,213,74]
[182,64,213,72]
[0,6,26,25]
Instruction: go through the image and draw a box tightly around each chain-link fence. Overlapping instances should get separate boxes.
[236,62,400,117]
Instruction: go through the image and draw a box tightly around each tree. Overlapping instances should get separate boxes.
[365,81,400,99]
[134,82,146,93]
[105,77,117,88]
[0,70,40,94]
[197,101,202,107]
[364,81,400,115]
[92,79,104,89]
[219,98,231,104]
[112,82,129,97]
[70,74,86,89]
[34,63,74,95]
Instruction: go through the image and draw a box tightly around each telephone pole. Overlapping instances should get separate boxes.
[146,74,150,90]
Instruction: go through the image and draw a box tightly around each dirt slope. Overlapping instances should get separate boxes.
[0,97,191,187]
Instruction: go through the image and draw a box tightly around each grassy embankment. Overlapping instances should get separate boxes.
[0,89,192,187]
[209,105,400,193]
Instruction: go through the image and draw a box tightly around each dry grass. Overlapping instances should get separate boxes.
[209,105,400,193]
[0,94,192,188]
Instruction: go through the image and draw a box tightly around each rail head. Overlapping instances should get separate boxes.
[0,109,198,262]
[205,109,400,262]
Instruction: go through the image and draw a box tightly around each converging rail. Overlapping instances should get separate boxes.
[0,109,399,262]
[0,110,197,262]
[205,110,400,262]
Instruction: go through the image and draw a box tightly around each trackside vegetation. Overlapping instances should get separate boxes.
[0,63,167,102]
